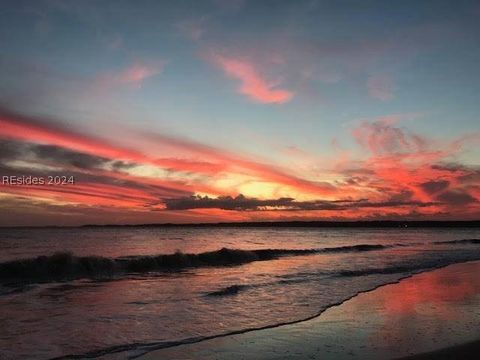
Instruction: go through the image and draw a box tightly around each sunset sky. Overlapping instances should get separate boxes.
[0,0,479,226]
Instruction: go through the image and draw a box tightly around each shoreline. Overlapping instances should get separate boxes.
[54,261,475,359]
[131,260,480,360]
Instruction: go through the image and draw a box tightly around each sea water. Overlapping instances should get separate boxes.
[0,226,479,359]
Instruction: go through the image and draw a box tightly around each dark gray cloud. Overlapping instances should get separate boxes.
[0,140,27,160]
[0,158,191,200]
[0,139,192,203]
[420,180,450,194]
[436,190,477,205]
[387,189,414,202]
[164,194,437,211]
[431,163,475,173]
[430,163,480,188]
[0,139,136,171]
[33,144,109,169]
[165,194,295,211]
[111,160,137,170]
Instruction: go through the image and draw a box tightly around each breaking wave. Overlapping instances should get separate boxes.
[0,248,303,284]
[5,239,479,285]
[52,257,480,360]
[0,244,393,284]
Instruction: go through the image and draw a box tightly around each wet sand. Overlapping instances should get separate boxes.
[398,339,480,359]
[134,260,480,360]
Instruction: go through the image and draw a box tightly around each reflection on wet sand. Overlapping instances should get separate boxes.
[137,261,480,360]
[357,261,480,356]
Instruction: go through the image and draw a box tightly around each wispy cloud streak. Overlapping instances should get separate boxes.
[0,107,478,223]
[210,53,293,104]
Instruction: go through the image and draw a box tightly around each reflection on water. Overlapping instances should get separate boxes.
[139,261,480,360]
[364,261,480,352]
[0,227,480,359]
[378,262,480,317]
[1,227,479,261]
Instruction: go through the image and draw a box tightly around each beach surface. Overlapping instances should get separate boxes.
[134,261,480,360]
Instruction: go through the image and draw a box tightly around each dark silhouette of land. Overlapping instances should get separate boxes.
[81,220,480,228]
[1,220,479,229]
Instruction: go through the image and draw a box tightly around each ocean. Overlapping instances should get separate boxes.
[1,226,480,359]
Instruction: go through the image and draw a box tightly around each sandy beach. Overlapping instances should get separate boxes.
[399,340,480,359]
[132,261,480,360]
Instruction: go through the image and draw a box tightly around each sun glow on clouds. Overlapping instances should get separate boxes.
[0,106,479,224]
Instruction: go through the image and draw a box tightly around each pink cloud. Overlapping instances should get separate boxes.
[0,107,336,197]
[352,118,427,155]
[138,131,337,196]
[348,116,480,211]
[211,53,293,104]
[0,108,226,178]
[367,73,394,101]
[96,62,164,90]
[2,105,479,223]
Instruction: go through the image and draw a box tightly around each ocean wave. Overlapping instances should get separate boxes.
[51,257,480,360]
[206,284,249,296]
[0,244,396,285]
[2,238,479,286]
[433,238,480,245]
[319,244,388,253]
[196,238,480,300]
[336,253,480,277]
[337,266,413,277]
[0,248,313,284]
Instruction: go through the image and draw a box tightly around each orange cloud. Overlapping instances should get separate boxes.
[0,109,338,197]
[0,108,342,220]
[0,109,225,176]
[1,182,158,209]
[348,117,480,214]
[138,132,338,196]
[0,106,478,224]
[211,53,293,104]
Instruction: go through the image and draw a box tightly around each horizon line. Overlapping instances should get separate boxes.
[1,220,480,229]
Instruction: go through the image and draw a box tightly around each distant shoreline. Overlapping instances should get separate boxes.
[1,220,480,229]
